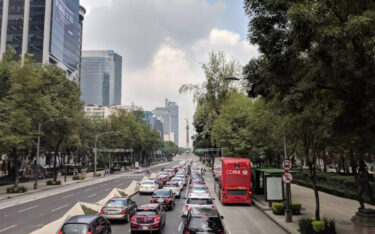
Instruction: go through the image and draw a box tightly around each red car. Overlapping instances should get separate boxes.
[130,204,166,234]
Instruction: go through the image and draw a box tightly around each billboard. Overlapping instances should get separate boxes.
[50,0,80,70]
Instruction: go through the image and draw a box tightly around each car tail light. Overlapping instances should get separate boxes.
[201,216,209,219]
[165,197,172,202]
[58,232,63,234]
[185,205,189,211]
[87,232,92,234]
[185,231,190,234]
[121,210,126,214]
[131,216,136,222]
[211,205,215,209]
[177,188,180,192]
[150,197,156,202]
[100,210,104,214]
[155,216,161,222]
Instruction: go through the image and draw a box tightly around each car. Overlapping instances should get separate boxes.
[159,171,170,179]
[189,179,205,188]
[135,167,145,173]
[163,181,181,198]
[158,174,168,184]
[100,198,137,223]
[182,193,215,216]
[170,177,184,189]
[190,184,209,194]
[191,174,203,180]
[140,180,159,194]
[130,204,166,234]
[150,189,175,210]
[59,215,111,234]
[182,207,225,234]
[175,174,186,185]
[164,168,175,177]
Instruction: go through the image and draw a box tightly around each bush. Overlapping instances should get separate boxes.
[6,186,27,193]
[72,175,84,180]
[46,180,61,185]
[312,221,325,232]
[118,190,128,197]
[292,202,302,215]
[95,173,101,177]
[272,203,285,215]
[299,218,336,234]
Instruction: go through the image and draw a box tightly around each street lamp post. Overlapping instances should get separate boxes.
[34,117,68,190]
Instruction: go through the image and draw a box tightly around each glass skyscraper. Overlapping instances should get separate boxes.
[80,50,123,106]
[0,0,86,83]
[153,99,179,145]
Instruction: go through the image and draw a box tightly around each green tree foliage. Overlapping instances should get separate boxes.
[163,141,179,158]
[244,0,375,220]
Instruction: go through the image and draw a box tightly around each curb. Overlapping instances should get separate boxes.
[252,197,298,234]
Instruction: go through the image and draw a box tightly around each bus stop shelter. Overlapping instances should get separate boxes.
[252,168,299,206]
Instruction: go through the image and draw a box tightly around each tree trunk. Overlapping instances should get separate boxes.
[53,138,63,181]
[12,148,19,188]
[308,158,320,221]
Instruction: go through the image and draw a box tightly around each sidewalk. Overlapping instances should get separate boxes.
[252,184,375,234]
[0,170,108,200]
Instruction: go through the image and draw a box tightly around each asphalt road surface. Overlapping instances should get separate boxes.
[0,162,176,234]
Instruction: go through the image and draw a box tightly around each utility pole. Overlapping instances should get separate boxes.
[284,127,292,222]
[185,119,189,152]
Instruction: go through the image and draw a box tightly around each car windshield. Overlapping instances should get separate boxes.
[188,217,223,231]
[142,181,154,185]
[136,210,157,216]
[105,200,125,207]
[187,198,213,205]
[62,224,89,234]
[153,190,170,197]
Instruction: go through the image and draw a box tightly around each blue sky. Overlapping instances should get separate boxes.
[218,0,248,40]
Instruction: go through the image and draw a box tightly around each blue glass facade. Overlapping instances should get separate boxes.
[28,0,45,63]
[50,0,80,70]
[7,0,25,55]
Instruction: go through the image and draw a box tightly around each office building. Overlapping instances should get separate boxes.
[84,104,141,119]
[80,50,122,106]
[166,99,179,145]
[0,0,86,83]
[152,99,179,145]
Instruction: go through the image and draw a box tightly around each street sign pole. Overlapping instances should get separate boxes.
[283,127,292,223]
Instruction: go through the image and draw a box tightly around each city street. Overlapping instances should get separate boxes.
[0,162,175,234]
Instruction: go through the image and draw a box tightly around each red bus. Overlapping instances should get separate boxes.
[214,158,252,204]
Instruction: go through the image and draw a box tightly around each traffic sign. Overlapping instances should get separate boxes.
[281,159,293,171]
[282,172,294,184]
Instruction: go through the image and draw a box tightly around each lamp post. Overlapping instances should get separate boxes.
[34,117,68,190]
[94,131,117,177]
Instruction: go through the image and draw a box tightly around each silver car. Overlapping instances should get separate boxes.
[100,198,137,223]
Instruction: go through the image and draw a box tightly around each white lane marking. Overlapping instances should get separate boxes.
[51,203,70,212]
[84,188,93,192]
[17,205,38,213]
[87,194,97,198]
[0,224,17,233]
[62,194,74,199]
[178,221,183,232]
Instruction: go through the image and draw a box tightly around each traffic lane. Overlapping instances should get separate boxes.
[0,177,137,234]
[204,175,287,234]
[0,161,177,234]
[111,188,187,234]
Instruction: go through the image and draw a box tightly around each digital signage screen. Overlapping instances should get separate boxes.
[50,0,80,70]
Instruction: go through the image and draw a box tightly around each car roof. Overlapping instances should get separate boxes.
[191,184,206,188]
[142,180,155,183]
[190,207,219,217]
[188,193,211,198]
[65,215,98,224]
[138,203,159,210]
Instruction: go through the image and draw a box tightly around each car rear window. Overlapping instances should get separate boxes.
[62,224,89,234]
[142,181,154,185]
[192,186,206,191]
[187,198,213,205]
[136,210,157,216]
[105,200,125,207]
[153,190,170,197]
[188,217,223,231]
[166,183,179,187]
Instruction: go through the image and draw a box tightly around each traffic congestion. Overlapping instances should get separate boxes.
[58,160,226,234]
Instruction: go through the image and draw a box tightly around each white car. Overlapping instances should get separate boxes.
[182,193,214,216]
[170,177,184,190]
[163,182,181,198]
[189,184,209,195]
[175,175,186,185]
[139,180,158,194]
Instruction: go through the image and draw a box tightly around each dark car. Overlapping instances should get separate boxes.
[100,198,137,223]
[150,189,175,210]
[59,215,111,234]
[153,178,164,188]
[130,204,166,234]
[182,207,225,234]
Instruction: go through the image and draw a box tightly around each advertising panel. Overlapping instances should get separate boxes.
[50,0,80,70]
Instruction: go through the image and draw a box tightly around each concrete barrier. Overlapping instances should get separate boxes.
[124,180,140,197]
[96,188,123,206]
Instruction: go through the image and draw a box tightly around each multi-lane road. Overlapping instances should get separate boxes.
[0,161,287,234]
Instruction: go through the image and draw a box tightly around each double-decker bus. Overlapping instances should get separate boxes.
[214,158,252,204]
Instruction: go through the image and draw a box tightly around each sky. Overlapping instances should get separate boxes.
[80,0,258,147]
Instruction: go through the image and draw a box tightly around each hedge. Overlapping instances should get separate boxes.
[72,175,84,180]
[46,180,61,185]
[299,218,336,234]
[272,202,302,215]
[6,186,27,193]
